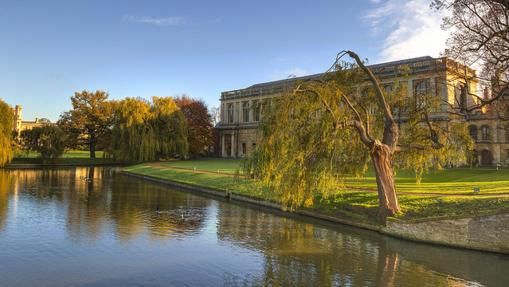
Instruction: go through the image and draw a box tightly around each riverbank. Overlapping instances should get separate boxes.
[7,150,133,168]
[6,158,131,168]
[123,161,509,254]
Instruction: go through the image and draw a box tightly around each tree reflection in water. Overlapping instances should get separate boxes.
[0,168,507,287]
[216,203,506,287]
[0,171,11,231]
[0,168,209,242]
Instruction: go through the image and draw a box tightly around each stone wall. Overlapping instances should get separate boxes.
[384,213,509,254]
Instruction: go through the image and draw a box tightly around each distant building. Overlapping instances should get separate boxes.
[12,105,53,137]
[217,56,509,166]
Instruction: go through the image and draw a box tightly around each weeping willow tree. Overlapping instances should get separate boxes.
[245,51,472,219]
[109,97,188,161]
[0,100,14,167]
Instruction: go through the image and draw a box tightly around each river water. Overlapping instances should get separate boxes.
[0,167,507,287]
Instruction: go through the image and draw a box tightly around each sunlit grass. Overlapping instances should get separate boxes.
[124,160,509,222]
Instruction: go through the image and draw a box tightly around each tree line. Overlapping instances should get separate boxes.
[0,91,213,165]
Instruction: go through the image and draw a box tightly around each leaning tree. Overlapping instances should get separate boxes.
[246,51,471,219]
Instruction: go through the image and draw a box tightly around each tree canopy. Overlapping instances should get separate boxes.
[20,125,66,160]
[175,96,213,157]
[109,97,188,161]
[434,0,509,109]
[245,52,471,218]
[58,90,113,159]
[0,99,14,167]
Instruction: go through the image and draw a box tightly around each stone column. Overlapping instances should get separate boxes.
[231,132,236,158]
[221,133,226,157]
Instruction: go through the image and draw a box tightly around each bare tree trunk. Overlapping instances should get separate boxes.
[371,141,400,220]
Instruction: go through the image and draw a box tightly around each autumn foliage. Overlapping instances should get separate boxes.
[175,96,214,157]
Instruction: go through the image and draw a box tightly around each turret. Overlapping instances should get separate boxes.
[13,105,22,136]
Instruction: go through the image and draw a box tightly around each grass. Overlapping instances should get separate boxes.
[10,150,127,166]
[14,150,104,159]
[162,159,243,174]
[124,159,509,223]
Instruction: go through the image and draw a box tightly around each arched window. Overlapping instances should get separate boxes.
[469,125,478,141]
[481,125,490,141]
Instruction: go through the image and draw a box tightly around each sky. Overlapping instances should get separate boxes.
[0,0,448,121]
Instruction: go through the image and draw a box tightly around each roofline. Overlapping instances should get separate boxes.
[221,56,476,96]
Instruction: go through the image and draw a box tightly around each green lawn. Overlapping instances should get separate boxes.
[161,159,242,174]
[124,159,509,223]
[159,159,509,195]
[14,150,104,159]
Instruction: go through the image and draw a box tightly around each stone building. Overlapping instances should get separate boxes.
[12,105,53,138]
[217,56,509,166]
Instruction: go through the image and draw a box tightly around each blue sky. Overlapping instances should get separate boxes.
[0,0,446,121]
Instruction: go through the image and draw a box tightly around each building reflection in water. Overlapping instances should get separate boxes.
[0,167,507,286]
[216,202,506,286]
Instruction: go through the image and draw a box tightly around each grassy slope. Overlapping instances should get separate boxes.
[124,159,509,223]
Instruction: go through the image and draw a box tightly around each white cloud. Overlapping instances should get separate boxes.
[270,67,308,81]
[364,0,450,62]
[123,15,188,27]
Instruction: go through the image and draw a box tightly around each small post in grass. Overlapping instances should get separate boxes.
[473,187,480,193]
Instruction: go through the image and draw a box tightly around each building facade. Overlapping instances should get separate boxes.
[12,105,53,138]
[217,56,509,166]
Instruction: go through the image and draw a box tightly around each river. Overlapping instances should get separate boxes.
[0,167,507,287]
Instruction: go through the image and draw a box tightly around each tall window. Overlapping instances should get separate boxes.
[242,101,250,122]
[469,125,478,141]
[481,125,490,141]
[241,143,246,155]
[505,125,509,142]
[414,79,430,109]
[253,100,261,122]
[227,103,234,123]
[457,84,467,111]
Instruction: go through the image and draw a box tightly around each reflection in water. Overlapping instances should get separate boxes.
[0,168,507,287]
[215,204,505,286]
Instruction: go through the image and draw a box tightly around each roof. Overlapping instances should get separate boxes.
[243,56,436,90]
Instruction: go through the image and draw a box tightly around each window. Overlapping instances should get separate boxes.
[414,79,431,108]
[242,101,250,122]
[469,125,478,141]
[253,100,261,122]
[383,83,393,95]
[457,84,467,111]
[227,103,234,123]
[481,125,490,141]
[241,143,246,155]
[505,126,509,142]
